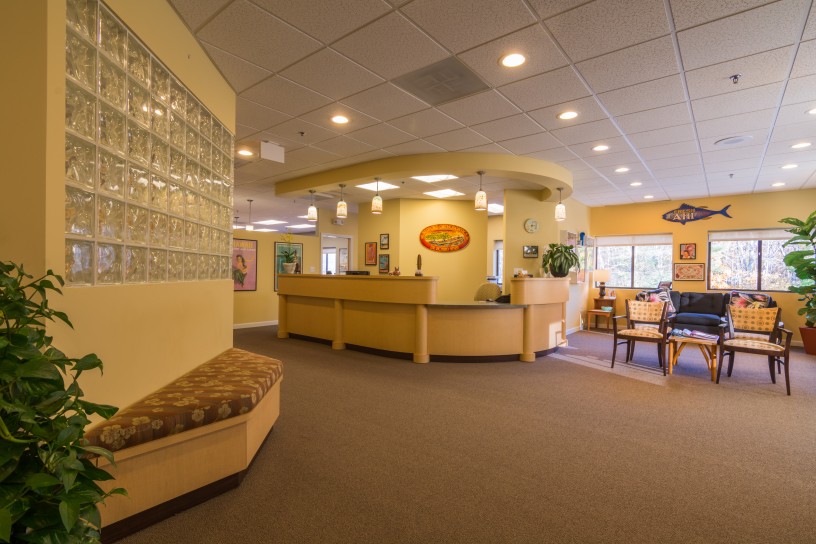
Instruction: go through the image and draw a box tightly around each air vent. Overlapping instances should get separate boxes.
[714,135,753,147]
[392,57,489,106]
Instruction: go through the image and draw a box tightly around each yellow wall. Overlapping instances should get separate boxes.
[590,189,816,341]
[233,231,321,325]
[486,215,502,278]
[357,200,401,271]
[0,2,236,411]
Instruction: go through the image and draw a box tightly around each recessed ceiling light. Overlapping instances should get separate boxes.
[232,225,245,230]
[296,215,308,219]
[557,111,578,120]
[614,167,630,173]
[772,182,786,187]
[644,195,654,199]
[791,142,811,149]
[331,115,349,124]
[592,144,609,152]
[424,189,464,198]
[237,149,253,156]
[253,228,277,232]
[288,224,315,229]
[411,174,458,183]
[253,219,287,225]
[500,53,526,67]
[357,181,399,191]
[808,107,816,115]
[781,164,798,169]
[629,181,642,187]
[487,203,504,213]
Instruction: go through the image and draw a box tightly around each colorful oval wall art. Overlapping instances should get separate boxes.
[419,224,470,252]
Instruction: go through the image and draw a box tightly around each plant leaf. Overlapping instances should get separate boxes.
[0,508,10,543]
[25,473,60,489]
[58,499,79,532]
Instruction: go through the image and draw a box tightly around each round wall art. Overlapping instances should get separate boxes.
[419,224,470,252]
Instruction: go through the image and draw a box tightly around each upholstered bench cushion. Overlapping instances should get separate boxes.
[619,328,664,339]
[86,348,283,452]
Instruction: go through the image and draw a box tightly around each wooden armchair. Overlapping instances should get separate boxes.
[611,300,671,375]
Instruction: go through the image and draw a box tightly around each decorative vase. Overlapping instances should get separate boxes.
[282,262,296,274]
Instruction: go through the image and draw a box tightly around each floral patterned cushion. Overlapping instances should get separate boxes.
[85,348,283,452]
[618,328,664,339]
[723,338,784,352]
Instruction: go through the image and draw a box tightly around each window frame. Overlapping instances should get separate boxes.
[707,231,799,293]
[595,235,673,290]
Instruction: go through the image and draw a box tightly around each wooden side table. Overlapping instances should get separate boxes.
[586,296,617,332]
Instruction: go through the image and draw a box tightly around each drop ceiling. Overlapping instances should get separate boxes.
[168,0,816,228]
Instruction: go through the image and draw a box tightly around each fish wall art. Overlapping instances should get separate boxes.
[662,203,732,225]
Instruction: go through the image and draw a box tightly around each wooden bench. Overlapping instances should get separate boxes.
[84,348,283,542]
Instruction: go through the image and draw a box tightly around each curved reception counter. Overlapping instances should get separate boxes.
[277,275,569,363]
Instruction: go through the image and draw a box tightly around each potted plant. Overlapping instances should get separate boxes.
[0,261,124,542]
[279,232,298,274]
[781,210,816,355]
[541,243,580,278]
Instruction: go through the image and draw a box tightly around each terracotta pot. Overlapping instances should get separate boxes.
[800,326,816,356]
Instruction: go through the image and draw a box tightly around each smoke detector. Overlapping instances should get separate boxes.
[714,135,753,147]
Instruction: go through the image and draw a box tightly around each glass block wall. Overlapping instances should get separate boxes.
[64,0,234,285]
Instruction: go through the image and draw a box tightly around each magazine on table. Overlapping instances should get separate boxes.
[671,329,719,341]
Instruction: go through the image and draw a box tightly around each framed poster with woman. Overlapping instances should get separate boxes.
[232,239,258,291]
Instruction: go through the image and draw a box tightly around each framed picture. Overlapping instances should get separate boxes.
[378,253,390,274]
[560,230,579,246]
[380,233,389,250]
[522,245,539,258]
[674,262,705,281]
[232,239,258,291]
[338,247,348,273]
[365,242,377,265]
[274,241,303,292]
[679,243,696,260]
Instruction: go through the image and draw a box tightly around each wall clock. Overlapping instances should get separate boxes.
[523,218,539,233]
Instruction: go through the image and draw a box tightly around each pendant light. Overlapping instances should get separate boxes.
[246,199,254,230]
[554,188,566,222]
[371,177,383,215]
[474,170,487,211]
[307,190,317,222]
[336,183,347,219]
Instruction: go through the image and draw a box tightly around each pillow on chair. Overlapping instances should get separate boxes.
[729,291,770,309]
[637,288,676,313]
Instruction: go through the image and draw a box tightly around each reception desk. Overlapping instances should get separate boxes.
[277,275,569,363]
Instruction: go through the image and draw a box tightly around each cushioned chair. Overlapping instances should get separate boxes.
[611,300,670,375]
[717,306,793,395]
[474,282,502,301]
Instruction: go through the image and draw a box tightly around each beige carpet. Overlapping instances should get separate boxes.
[118,327,816,544]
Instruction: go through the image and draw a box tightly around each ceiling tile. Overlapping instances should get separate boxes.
[459,143,514,154]
[703,144,767,164]
[616,103,692,133]
[628,124,696,148]
[766,137,816,154]
[525,146,578,163]
[638,140,699,161]
[281,49,384,100]
[313,136,377,157]
[240,76,333,116]
[252,130,306,151]
[402,0,536,53]
[298,103,380,134]
[643,153,702,170]
[341,83,429,121]
[791,39,816,78]
[384,139,446,155]
[251,0,391,44]
[529,0,593,20]
[676,0,809,70]
[805,7,816,40]
[597,75,685,116]
[691,81,783,121]
[438,91,522,125]
[202,43,272,93]
[262,118,338,145]
[471,114,542,141]
[569,136,628,157]
[236,98,291,130]
[577,36,678,94]
[197,0,321,72]
[772,121,816,141]
[549,118,621,146]
[424,128,492,151]
[527,96,609,130]
[652,164,705,178]
[699,128,769,152]
[389,109,464,138]
[782,74,816,105]
[545,0,670,62]
[168,0,232,32]
[333,13,449,79]
[582,149,641,168]
[772,102,816,125]
[695,108,775,138]
[499,67,590,111]
[458,25,568,87]
[668,0,775,30]
[705,157,762,172]
[346,123,415,147]
[762,149,816,164]
[684,46,792,100]
[235,123,259,140]
[284,146,343,167]
[497,132,561,154]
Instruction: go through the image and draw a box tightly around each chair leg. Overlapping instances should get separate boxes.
[783,357,791,396]
[627,341,634,362]
[716,348,725,384]
[658,343,666,376]
[611,339,618,368]
[727,352,735,377]
[767,356,776,384]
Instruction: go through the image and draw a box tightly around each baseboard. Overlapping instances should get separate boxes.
[566,326,581,335]
[233,320,278,329]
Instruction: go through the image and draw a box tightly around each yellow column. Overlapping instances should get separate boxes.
[414,305,429,364]
[332,298,345,350]
[520,305,535,362]
[277,294,289,338]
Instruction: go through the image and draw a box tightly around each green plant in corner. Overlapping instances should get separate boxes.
[781,210,816,327]
[0,262,124,543]
[541,243,580,278]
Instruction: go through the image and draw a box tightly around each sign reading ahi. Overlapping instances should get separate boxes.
[662,203,732,225]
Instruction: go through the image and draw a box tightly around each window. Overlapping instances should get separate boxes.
[596,234,672,289]
[709,229,804,291]
[494,240,503,286]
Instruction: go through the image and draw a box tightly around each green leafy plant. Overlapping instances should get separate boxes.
[541,243,580,278]
[279,232,297,264]
[781,210,816,327]
[0,262,124,543]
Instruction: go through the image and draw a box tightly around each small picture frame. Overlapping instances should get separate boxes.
[679,243,696,260]
[522,245,539,258]
[378,253,390,274]
[379,233,389,250]
[365,242,377,266]
[674,262,705,281]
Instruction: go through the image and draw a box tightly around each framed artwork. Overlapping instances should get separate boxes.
[560,230,579,246]
[674,262,705,281]
[338,247,348,273]
[679,243,696,260]
[365,242,377,265]
[274,242,303,292]
[522,245,539,258]
[380,233,390,250]
[378,253,390,274]
[232,239,257,291]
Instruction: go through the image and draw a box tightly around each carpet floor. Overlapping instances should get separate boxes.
[118,327,816,544]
